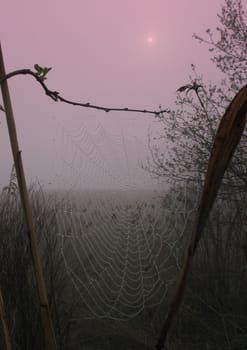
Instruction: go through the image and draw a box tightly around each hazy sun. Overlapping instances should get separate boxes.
[147,36,153,44]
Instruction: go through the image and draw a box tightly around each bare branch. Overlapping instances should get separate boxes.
[0,69,170,117]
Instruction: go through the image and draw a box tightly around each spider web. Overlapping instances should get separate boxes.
[50,120,196,322]
[51,120,153,191]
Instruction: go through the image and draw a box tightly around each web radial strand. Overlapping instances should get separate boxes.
[50,120,194,321]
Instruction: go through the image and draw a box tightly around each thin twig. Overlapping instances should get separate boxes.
[0,69,170,116]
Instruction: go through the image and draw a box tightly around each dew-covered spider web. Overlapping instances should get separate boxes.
[48,119,198,329]
[51,120,155,191]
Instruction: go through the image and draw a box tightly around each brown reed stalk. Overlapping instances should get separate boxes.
[156,84,247,349]
[0,43,57,349]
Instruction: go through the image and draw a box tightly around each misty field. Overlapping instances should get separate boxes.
[1,185,247,349]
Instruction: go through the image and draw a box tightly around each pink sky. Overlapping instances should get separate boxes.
[1,1,224,189]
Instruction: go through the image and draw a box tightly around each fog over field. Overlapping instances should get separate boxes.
[0,0,222,191]
[1,1,247,349]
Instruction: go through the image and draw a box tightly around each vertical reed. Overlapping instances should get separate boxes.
[0,43,57,350]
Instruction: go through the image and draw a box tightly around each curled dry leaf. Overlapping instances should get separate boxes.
[156,84,247,350]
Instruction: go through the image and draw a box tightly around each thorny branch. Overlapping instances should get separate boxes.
[0,68,170,117]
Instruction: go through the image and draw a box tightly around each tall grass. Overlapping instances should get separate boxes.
[0,184,78,350]
[1,181,246,349]
[166,194,247,349]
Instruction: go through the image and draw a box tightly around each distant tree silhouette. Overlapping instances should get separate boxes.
[147,0,247,194]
